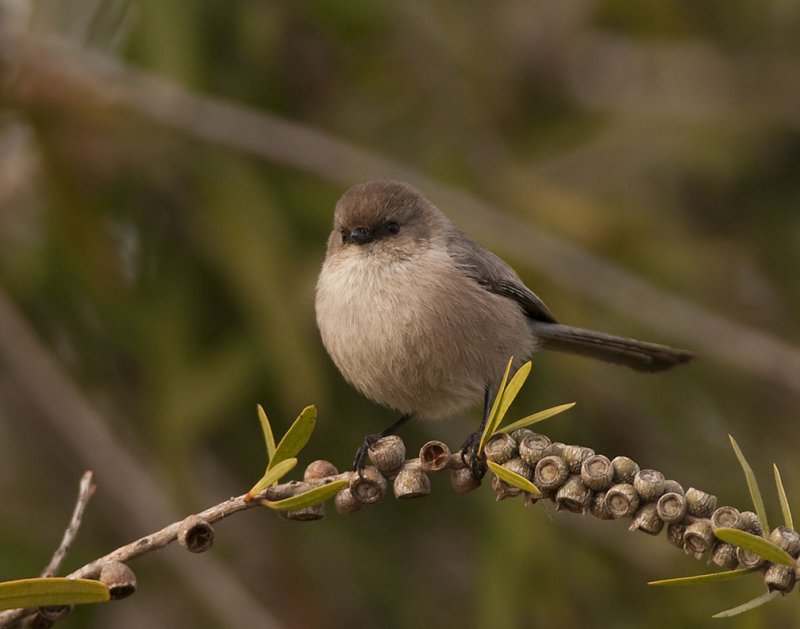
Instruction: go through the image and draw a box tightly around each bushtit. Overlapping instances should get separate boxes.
[315,180,692,473]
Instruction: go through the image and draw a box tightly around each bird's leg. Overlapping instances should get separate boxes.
[459,385,497,480]
[353,413,414,474]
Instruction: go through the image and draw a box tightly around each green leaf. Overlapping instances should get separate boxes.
[773,463,794,531]
[257,404,276,461]
[648,567,758,587]
[0,578,109,611]
[729,435,769,533]
[493,360,532,432]
[714,528,794,566]
[498,402,576,434]
[264,479,349,511]
[712,591,780,619]
[487,460,540,495]
[478,357,513,454]
[269,405,317,471]
[245,457,298,500]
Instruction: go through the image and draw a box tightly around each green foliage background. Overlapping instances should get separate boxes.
[2,1,800,627]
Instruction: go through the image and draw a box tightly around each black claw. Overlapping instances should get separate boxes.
[459,430,487,481]
[353,414,414,477]
[353,434,378,476]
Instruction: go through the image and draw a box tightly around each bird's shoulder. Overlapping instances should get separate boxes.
[444,228,557,323]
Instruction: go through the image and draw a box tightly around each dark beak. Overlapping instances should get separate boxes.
[349,226,373,245]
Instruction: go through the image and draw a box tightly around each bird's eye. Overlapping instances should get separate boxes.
[340,228,349,244]
[385,221,400,235]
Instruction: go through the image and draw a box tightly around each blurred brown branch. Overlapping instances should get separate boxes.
[0,287,285,629]
[4,21,800,397]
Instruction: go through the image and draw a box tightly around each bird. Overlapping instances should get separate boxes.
[314,180,693,474]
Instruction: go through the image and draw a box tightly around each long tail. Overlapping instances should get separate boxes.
[532,323,694,373]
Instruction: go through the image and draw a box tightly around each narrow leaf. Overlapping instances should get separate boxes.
[478,357,513,453]
[245,457,297,500]
[712,591,780,619]
[729,435,769,533]
[257,404,276,461]
[269,406,317,471]
[773,464,794,531]
[499,402,576,434]
[714,528,794,566]
[493,361,532,433]
[264,479,349,511]
[648,567,758,587]
[0,578,109,611]
[487,460,540,495]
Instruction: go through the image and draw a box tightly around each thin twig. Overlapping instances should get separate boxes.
[41,470,96,578]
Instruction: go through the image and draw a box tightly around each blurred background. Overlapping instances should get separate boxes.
[2,1,800,627]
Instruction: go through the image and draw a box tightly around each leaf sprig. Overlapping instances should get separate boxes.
[649,436,797,618]
[478,358,574,496]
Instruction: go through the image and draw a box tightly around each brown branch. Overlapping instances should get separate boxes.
[0,444,463,628]
[2,430,797,627]
[41,471,96,578]
[0,286,285,628]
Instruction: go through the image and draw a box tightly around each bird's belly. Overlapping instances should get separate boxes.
[315,251,533,419]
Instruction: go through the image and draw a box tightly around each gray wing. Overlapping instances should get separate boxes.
[446,229,557,324]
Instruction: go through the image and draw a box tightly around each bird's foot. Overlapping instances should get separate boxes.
[459,430,487,481]
[352,433,380,477]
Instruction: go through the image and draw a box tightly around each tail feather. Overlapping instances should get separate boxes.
[533,323,693,373]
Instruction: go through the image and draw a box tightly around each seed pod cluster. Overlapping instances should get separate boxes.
[274,433,800,598]
[476,431,800,597]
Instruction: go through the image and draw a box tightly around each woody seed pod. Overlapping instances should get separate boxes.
[611,456,639,484]
[555,475,592,513]
[769,526,800,557]
[518,433,551,467]
[393,465,431,499]
[484,433,517,464]
[605,483,640,518]
[663,479,685,495]
[283,503,325,521]
[304,460,339,482]
[562,445,594,474]
[633,469,666,502]
[710,506,742,532]
[739,511,764,536]
[492,475,514,501]
[685,488,717,518]
[590,491,614,520]
[99,561,137,600]
[419,441,450,472]
[510,428,535,443]
[451,467,481,494]
[493,458,533,500]
[350,467,388,504]
[37,605,72,622]
[667,522,688,549]
[736,546,765,569]
[543,442,565,458]
[368,436,406,475]
[178,515,215,553]
[334,487,362,515]
[504,457,533,479]
[534,455,569,492]
[683,519,714,557]
[656,492,688,524]
[629,503,664,535]
[580,454,614,491]
[765,563,796,593]
[710,542,739,569]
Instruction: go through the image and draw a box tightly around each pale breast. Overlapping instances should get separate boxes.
[315,247,534,419]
